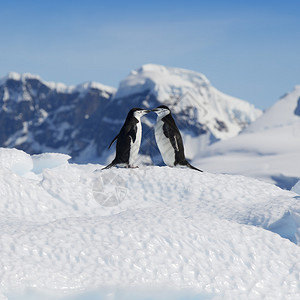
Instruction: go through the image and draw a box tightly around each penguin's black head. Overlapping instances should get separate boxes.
[156,105,170,110]
[127,108,150,119]
[151,105,171,117]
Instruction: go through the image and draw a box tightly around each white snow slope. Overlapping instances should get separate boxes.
[1,148,300,300]
[195,85,300,189]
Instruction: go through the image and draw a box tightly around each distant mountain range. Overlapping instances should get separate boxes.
[0,64,262,165]
[196,85,300,189]
[0,72,115,162]
[2,64,298,189]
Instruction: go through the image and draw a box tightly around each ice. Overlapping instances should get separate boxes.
[0,148,71,176]
[31,153,71,174]
[1,148,300,299]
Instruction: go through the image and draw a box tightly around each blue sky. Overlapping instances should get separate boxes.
[0,0,299,109]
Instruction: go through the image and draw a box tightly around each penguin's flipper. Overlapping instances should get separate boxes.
[127,125,137,143]
[186,161,203,172]
[162,122,179,151]
[108,134,119,149]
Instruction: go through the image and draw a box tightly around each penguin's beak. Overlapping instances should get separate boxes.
[143,110,151,114]
[151,108,160,112]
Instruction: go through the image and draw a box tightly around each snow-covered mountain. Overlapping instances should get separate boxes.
[115,64,260,141]
[196,85,300,189]
[98,64,262,164]
[0,65,261,164]
[0,147,300,299]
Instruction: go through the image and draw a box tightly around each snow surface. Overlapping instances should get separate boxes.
[1,148,300,299]
[196,85,300,189]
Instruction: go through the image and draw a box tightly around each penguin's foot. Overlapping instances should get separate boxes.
[128,165,139,168]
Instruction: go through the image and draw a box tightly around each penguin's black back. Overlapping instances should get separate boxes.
[161,113,186,165]
[114,118,138,164]
[107,109,142,165]
[161,112,203,172]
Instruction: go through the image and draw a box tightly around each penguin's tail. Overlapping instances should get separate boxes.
[186,161,203,172]
[101,161,115,170]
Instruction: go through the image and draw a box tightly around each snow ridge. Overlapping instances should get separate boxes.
[0,72,116,95]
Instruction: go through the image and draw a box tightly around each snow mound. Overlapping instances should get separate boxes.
[0,148,71,176]
[0,147,33,175]
[1,148,300,299]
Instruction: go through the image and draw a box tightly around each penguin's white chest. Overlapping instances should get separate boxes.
[129,121,142,165]
[154,119,176,166]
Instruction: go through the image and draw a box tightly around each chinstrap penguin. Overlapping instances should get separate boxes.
[152,105,203,172]
[102,108,150,169]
